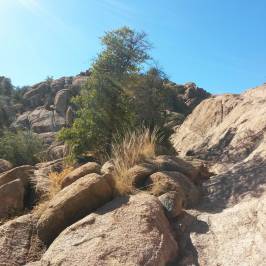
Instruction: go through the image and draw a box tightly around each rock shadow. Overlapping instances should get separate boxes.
[168,211,209,266]
[197,156,266,213]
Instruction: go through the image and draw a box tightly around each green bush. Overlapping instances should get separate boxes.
[0,130,44,166]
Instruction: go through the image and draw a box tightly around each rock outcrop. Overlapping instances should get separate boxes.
[170,84,266,265]
[13,74,88,134]
[171,84,266,170]
[33,194,178,266]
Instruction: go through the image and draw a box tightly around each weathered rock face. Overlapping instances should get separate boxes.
[171,84,266,169]
[37,173,113,244]
[0,159,12,174]
[176,160,266,266]
[184,193,266,266]
[170,84,266,266]
[0,165,35,188]
[34,193,178,266]
[0,214,45,266]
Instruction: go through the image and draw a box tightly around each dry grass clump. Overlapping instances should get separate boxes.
[32,166,73,216]
[110,127,159,195]
[47,167,74,198]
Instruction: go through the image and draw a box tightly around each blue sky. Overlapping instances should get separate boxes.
[0,0,265,94]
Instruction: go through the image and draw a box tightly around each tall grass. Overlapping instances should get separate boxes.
[110,127,159,194]
[32,166,73,216]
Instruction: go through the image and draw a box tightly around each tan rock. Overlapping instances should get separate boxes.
[0,179,25,218]
[0,214,45,266]
[36,194,178,266]
[171,84,266,168]
[180,192,266,266]
[152,155,201,182]
[0,159,12,174]
[54,89,71,115]
[0,165,34,188]
[147,171,199,207]
[61,162,101,188]
[37,173,113,244]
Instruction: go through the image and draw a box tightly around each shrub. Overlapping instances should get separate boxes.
[0,130,44,166]
[110,127,159,194]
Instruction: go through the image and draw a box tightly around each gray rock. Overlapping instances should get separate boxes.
[159,191,184,218]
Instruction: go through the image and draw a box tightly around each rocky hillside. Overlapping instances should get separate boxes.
[0,82,265,266]
[0,73,210,161]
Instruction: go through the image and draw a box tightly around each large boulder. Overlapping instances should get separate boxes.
[38,132,56,145]
[0,159,12,174]
[0,165,35,218]
[34,194,178,265]
[61,162,101,188]
[0,214,45,266]
[0,179,25,218]
[46,144,66,160]
[37,173,113,244]
[0,165,34,188]
[31,159,64,199]
[54,89,71,115]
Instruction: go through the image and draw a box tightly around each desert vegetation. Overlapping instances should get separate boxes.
[0,130,44,166]
[109,127,158,194]
[58,27,187,161]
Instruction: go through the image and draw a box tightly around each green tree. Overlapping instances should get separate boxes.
[58,27,151,157]
[130,67,168,128]
[0,76,13,96]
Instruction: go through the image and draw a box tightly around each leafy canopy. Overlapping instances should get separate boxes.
[58,27,151,156]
